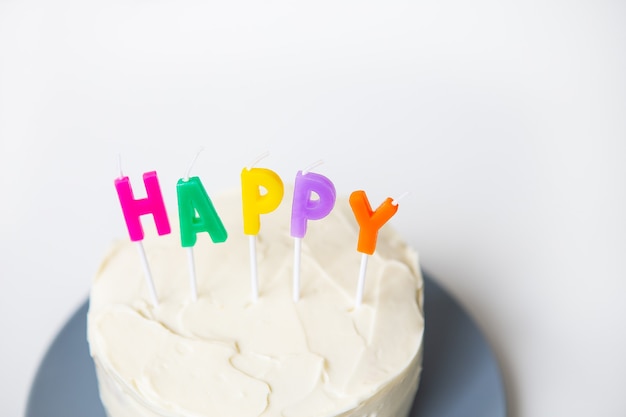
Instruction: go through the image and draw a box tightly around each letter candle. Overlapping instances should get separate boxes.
[241,153,284,302]
[350,190,406,308]
[114,157,171,307]
[176,149,228,301]
[290,161,336,302]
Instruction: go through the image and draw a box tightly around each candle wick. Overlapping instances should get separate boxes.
[246,150,270,171]
[184,147,204,182]
[117,153,124,179]
[302,159,324,175]
[392,191,410,206]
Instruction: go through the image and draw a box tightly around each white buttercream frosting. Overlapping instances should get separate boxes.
[88,187,424,417]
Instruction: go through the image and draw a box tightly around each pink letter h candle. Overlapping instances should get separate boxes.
[114,171,171,241]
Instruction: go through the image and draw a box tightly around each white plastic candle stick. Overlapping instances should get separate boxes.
[293,237,302,302]
[187,247,197,301]
[249,235,259,302]
[136,241,159,307]
[355,253,369,308]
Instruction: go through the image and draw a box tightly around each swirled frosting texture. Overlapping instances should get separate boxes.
[88,187,424,417]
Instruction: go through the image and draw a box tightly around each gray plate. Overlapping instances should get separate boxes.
[26,272,506,417]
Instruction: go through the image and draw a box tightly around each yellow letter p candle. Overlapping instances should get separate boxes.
[240,167,284,235]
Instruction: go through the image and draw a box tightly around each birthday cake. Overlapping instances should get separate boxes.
[87,183,424,417]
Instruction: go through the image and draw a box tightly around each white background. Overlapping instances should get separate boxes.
[1,0,625,416]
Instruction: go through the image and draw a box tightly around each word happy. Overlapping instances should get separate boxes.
[114,168,400,255]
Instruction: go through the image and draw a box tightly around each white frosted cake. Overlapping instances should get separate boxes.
[87,187,424,417]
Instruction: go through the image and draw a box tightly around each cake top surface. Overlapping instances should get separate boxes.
[88,187,424,417]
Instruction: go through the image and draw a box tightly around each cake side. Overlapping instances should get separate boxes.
[87,187,424,417]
